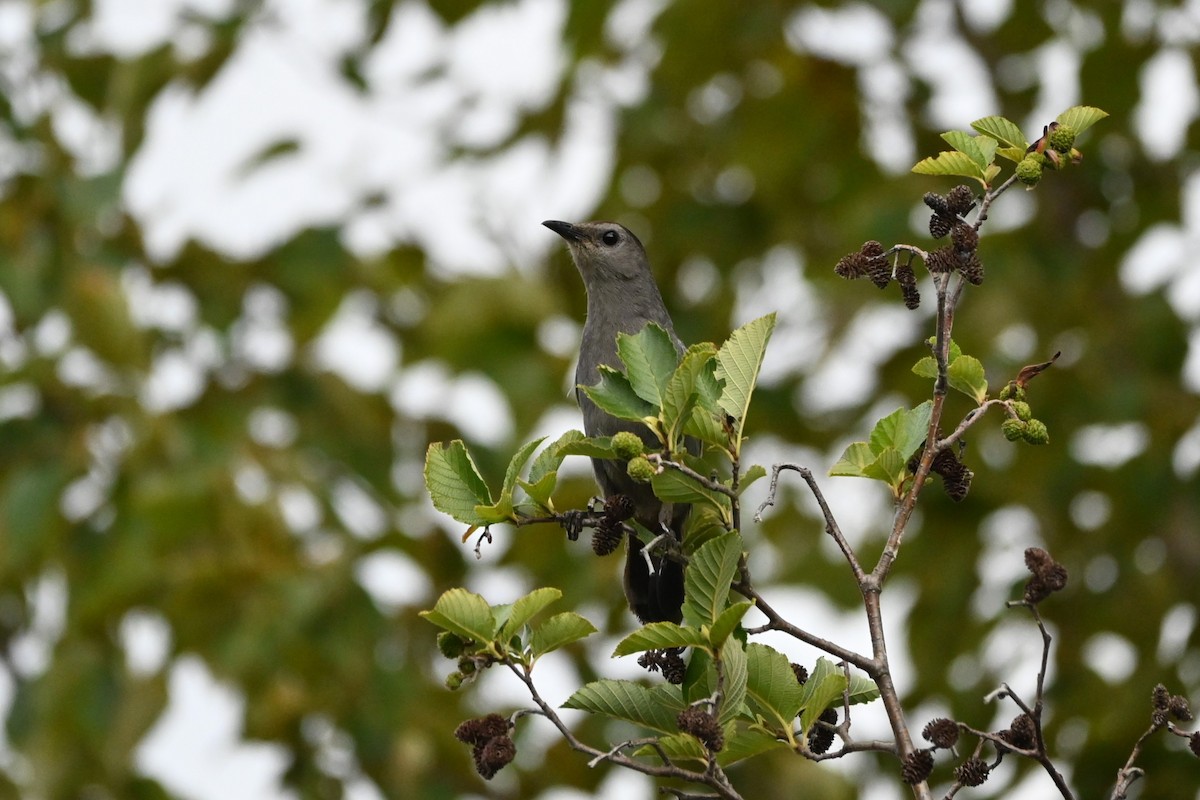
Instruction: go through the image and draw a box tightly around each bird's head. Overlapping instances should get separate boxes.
[542,220,651,285]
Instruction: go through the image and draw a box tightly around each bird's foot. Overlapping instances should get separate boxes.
[561,509,585,541]
[639,531,684,574]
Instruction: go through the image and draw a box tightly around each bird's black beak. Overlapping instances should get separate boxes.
[542,220,582,242]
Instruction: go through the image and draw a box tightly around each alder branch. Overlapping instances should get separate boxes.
[506,662,746,800]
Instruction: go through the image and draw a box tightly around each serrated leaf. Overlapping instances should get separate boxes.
[715,727,788,765]
[564,680,683,734]
[581,366,657,423]
[648,726,786,767]
[647,732,708,763]
[829,441,874,478]
[868,402,933,460]
[709,601,753,648]
[651,467,731,513]
[682,508,730,555]
[684,533,743,627]
[502,437,545,501]
[527,430,584,486]
[716,314,776,449]
[685,403,727,449]
[1055,105,1108,135]
[975,135,998,166]
[940,130,987,167]
[614,622,710,655]
[911,150,986,180]
[912,356,938,379]
[947,355,988,404]
[472,496,514,524]
[499,587,562,641]
[745,643,804,729]
[517,473,558,510]
[737,464,766,495]
[425,441,493,525]
[984,163,1002,185]
[970,115,1028,149]
[996,145,1027,163]
[798,658,849,734]
[558,435,617,459]
[530,611,597,657]
[847,671,881,706]
[862,447,907,487]
[718,635,748,724]
[617,322,680,407]
[663,344,720,452]
[419,588,496,642]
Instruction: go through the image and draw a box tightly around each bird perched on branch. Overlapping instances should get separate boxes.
[543,219,689,624]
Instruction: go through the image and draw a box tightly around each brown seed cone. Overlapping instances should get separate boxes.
[901,749,935,784]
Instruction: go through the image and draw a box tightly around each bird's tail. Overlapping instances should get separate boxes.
[623,534,685,624]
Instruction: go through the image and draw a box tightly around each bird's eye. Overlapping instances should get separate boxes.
[601,230,620,246]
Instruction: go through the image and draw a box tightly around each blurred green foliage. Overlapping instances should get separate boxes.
[0,1,1196,799]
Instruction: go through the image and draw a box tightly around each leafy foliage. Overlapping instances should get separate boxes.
[0,3,1192,799]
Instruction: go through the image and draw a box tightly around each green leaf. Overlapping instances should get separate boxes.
[517,474,557,511]
[617,322,680,407]
[499,587,562,641]
[715,728,788,765]
[685,403,728,450]
[912,356,938,379]
[557,434,617,459]
[520,430,586,509]
[984,163,1003,185]
[582,366,658,424]
[862,447,907,487]
[662,343,720,451]
[651,467,731,513]
[472,497,515,524]
[716,313,776,447]
[684,533,743,627]
[613,622,710,655]
[940,130,988,167]
[829,442,874,478]
[709,601,753,649]
[847,671,881,706]
[737,464,767,495]
[745,643,804,729]
[798,658,849,734]
[424,441,493,525]
[970,115,1028,149]
[947,355,988,404]
[530,612,597,657]
[502,437,545,500]
[975,135,998,166]
[717,635,748,724]
[527,429,583,485]
[1055,105,1108,135]
[564,680,683,734]
[647,732,707,763]
[868,402,933,461]
[682,509,731,555]
[995,145,1027,163]
[419,588,496,643]
[911,150,986,181]
[649,726,786,767]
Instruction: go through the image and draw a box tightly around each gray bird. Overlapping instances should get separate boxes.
[543,219,689,624]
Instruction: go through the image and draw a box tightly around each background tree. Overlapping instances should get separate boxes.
[0,2,1195,799]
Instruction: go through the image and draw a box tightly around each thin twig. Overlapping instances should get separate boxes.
[648,454,739,499]
[506,662,746,800]
[754,463,865,581]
